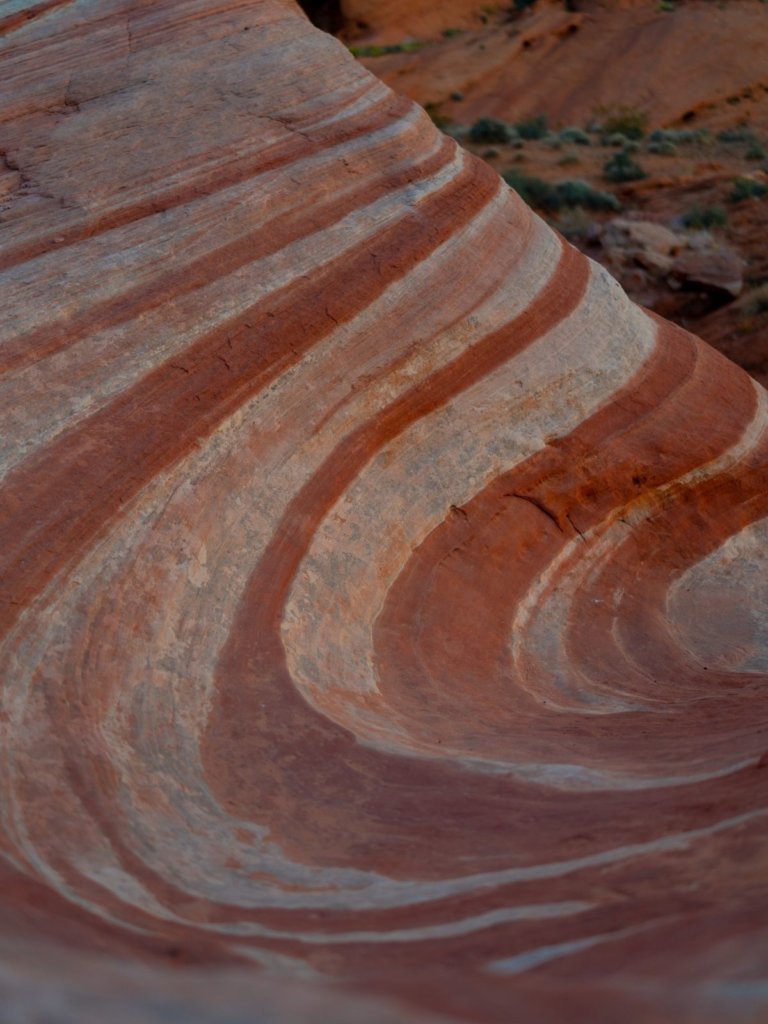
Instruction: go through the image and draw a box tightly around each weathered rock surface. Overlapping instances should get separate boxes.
[1,3,768,1023]
[670,247,747,298]
[600,217,684,275]
[596,217,747,314]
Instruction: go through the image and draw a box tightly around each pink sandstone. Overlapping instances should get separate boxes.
[1,2,767,1022]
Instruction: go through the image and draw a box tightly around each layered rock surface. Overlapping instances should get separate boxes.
[1,2,768,1022]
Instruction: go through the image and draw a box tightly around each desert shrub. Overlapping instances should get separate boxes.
[558,207,595,241]
[657,1,676,11]
[649,128,704,145]
[603,150,647,182]
[503,172,620,212]
[647,139,677,155]
[556,178,620,210]
[443,124,469,140]
[558,126,591,145]
[597,105,649,140]
[470,117,513,144]
[558,153,581,166]
[717,125,758,144]
[747,144,767,161]
[681,205,727,229]
[424,103,451,129]
[349,41,425,56]
[516,114,548,140]
[503,170,562,210]
[742,284,768,316]
[729,177,768,202]
[603,132,632,148]
[349,44,386,57]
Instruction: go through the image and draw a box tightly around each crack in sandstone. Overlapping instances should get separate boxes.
[508,491,564,533]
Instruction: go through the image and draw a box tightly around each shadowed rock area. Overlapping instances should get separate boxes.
[1,2,767,1022]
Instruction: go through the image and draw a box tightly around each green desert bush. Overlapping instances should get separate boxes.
[558,126,591,146]
[597,105,649,140]
[729,177,768,202]
[742,283,768,316]
[603,132,642,151]
[515,114,548,140]
[503,172,620,212]
[469,117,514,144]
[558,206,596,241]
[556,178,620,210]
[649,128,705,145]
[503,170,562,210]
[718,125,758,144]
[647,139,677,155]
[681,205,727,229]
[424,103,451,129]
[603,150,647,182]
[349,41,425,57]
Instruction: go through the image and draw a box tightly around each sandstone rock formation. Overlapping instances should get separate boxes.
[1,2,767,1023]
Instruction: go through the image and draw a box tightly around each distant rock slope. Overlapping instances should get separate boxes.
[336,0,488,40]
[1,2,767,1023]
[350,0,768,132]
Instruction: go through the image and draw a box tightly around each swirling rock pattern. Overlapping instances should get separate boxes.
[2,2,768,1022]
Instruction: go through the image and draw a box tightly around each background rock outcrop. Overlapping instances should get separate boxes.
[1,2,767,1022]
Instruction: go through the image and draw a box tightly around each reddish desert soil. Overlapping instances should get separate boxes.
[346,0,768,130]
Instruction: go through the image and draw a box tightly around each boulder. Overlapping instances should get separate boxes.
[671,247,747,297]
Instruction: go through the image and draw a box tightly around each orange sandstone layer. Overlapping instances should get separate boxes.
[1,2,767,1023]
